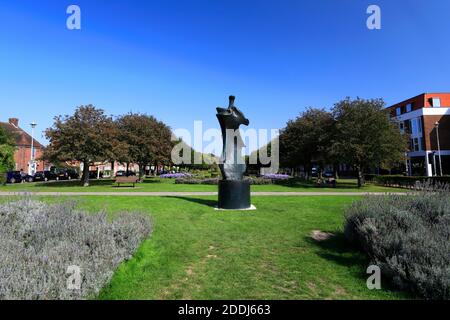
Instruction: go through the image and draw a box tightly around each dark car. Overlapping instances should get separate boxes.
[55,168,79,180]
[33,171,59,182]
[323,171,334,178]
[115,170,136,177]
[7,171,22,183]
[115,170,126,177]
[6,171,34,183]
[89,170,104,179]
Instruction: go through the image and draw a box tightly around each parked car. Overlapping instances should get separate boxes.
[6,171,34,183]
[89,171,104,179]
[115,170,136,177]
[33,171,59,182]
[7,171,22,183]
[323,171,334,178]
[55,168,79,180]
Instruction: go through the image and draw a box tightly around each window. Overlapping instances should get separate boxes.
[431,98,441,107]
[396,107,402,116]
[410,137,423,152]
[406,103,412,112]
[410,118,423,136]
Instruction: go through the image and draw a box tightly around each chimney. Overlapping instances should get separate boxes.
[9,118,19,127]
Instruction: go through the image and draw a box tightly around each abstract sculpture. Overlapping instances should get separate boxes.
[216,95,251,209]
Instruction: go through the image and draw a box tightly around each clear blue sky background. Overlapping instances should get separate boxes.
[1,0,450,145]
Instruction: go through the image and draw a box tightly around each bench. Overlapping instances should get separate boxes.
[115,176,139,187]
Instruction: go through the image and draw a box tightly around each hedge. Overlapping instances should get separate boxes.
[371,175,450,189]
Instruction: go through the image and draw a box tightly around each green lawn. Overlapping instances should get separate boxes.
[0,178,403,193]
[34,195,410,299]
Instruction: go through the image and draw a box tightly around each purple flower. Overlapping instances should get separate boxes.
[262,173,291,180]
[159,173,193,179]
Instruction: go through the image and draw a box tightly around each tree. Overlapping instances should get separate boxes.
[115,113,173,180]
[44,105,116,186]
[279,108,335,178]
[0,126,15,175]
[330,97,407,187]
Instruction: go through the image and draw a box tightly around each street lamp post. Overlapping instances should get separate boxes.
[30,122,37,175]
[435,121,443,176]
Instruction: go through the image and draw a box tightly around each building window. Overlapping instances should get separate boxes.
[396,107,402,116]
[410,137,423,152]
[409,118,423,136]
[406,103,412,112]
[431,98,441,107]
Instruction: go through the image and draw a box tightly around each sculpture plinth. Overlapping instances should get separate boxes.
[218,180,251,210]
[216,95,252,210]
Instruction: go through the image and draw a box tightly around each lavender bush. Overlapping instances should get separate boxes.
[0,199,151,300]
[344,192,450,299]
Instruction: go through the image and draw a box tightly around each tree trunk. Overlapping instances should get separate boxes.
[333,163,339,179]
[111,160,115,176]
[126,163,130,175]
[81,160,90,187]
[357,167,364,188]
[138,164,145,182]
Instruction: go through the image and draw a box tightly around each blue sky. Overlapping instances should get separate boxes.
[1,0,450,145]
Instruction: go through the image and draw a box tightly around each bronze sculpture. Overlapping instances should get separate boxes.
[216,96,251,209]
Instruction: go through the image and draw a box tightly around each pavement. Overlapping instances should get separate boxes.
[0,191,409,196]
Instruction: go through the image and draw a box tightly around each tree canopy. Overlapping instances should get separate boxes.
[279,108,335,177]
[330,97,407,186]
[0,127,15,175]
[44,105,116,186]
[276,98,407,186]
[115,113,173,179]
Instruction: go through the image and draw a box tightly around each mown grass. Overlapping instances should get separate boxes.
[0,178,404,193]
[30,195,410,299]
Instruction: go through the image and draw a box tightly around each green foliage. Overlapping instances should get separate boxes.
[44,105,117,186]
[331,98,408,186]
[344,193,450,299]
[0,126,16,184]
[280,108,334,171]
[115,113,173,179]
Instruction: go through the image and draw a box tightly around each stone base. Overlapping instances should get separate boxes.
[218,180,251,210]
[215,204,256,211]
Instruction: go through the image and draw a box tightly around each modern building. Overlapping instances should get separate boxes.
[387,93,450,176]
[0,118,46,174]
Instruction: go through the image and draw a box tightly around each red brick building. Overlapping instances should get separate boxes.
[0,118,46,174]
[387,93,450,176]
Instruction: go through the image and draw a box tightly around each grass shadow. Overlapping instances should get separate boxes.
[305,232,368,267]
[305,231,413,297]
[165,196,217,208]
